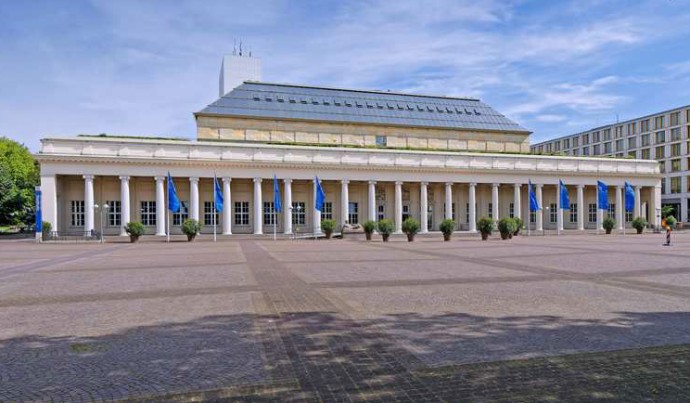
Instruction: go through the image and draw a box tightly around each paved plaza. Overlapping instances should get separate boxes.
[3,233,690,401]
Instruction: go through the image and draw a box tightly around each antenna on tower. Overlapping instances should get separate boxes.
[239,40,243,56]
[249,45,252,57]
[233,39,237,56]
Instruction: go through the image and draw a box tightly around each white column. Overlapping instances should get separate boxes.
[368,181,376,222]
[84,175,95,233]
[189,177,200,222]
[634,186,641,218]
[536,184,543,232]
[313,178,321,234]
[469,183,477,232]
[444,182,453,220]
[513,184,521,220]
[284,179,293,234]
[222,178,232,235]
[616,185,624,230]
[253,178,263,235]
[653,184,662,229]
[556,184,563,232]
[341,180,349,227]
[119,176,130,236]
[394,181,403,233]
[577,184,584,231]
[154,176,166,236]
[491,183,499,222]
[41,175,58,233]
[420,182,428,233]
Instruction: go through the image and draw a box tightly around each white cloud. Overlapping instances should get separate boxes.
[534,114,567,123]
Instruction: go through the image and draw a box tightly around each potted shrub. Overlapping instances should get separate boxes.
[401,218,420,242]
[181,218,202,242]
[377,219,394,242]
[41,221,52,241]
[363,220,376,241]
[124,221,145,243]
[631,217,647,234]
[321,219,336,239]
[513,217,523,236]
[477,217,494,241]
[602,217,616,234]
[665,216,677,230]
[439,218,455,241]
[498,217,517,240]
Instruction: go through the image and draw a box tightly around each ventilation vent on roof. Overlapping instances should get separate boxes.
[289,97,296,103]
[397,103,404,110]
[355,101,363,108]
[312,99,319,105]
[376,102,384,109]
[455,107,463,114]
[446,107,453,113]
[276,96,284,102]
[345,101,353,107]
[323,99,330,105]
[334,100,342,106]
[387,103,394,109]
[300,98,308,104]
[436,106,444,113]
[265,97,272,102]
[474,109,481,115]
[427,106,434,112]
[464,108,472,114]
[406,104,414,110]
[417,105,424,111]
[253,96,261,101]
[366,102,374,108]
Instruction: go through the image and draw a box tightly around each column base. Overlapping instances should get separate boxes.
[155,232,166,237]
[253,231,263,235]
[223,232,232,235]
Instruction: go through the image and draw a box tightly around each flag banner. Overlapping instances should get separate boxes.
[624,181,635,212]
[315,176,325,211]
[35,188,42,232]
[559,180,570,210]
[167,173,180,213]
[597,180,609,210]
[214,175,223,213]
[273,175,282,213]
[529,180,541,212]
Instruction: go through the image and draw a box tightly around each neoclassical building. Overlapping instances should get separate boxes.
[37,82,662,237]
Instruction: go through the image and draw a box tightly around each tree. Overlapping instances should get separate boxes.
[0,137,39,226]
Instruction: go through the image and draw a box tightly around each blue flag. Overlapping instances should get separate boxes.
[529,180,541,212]
[624,181,635,212]
[167,172,180,213]
[559,180,570,210]
[273,175,282,213]
[315,176,325,211]
[214,175,223,213]
[597,180,609,210]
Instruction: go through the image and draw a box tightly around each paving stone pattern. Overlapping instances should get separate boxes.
[3,233,690,401]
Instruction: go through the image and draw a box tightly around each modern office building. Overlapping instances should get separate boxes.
[35,59,662,238]
[531,105,690,222]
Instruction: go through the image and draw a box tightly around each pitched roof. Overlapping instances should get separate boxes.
[196,82,530,134]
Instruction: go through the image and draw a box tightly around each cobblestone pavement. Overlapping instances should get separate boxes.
[3,233,690,401]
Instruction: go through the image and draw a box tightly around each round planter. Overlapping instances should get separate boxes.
[365,232,372,241]
[636,228,643,234]
[443,233,451,241]
[129,235,139,243]
[481,232,489,241]
[500,232,509,240]
[605,229,612,235]
[187,234,196,242]
[382,233,390,242]
[325,232,332,239]
[406,234,415,242]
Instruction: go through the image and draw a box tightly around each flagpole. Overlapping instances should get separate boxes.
[167,210,170,243]
[273,207,277,241]
[596,179,600,236]
[213,209,217,242]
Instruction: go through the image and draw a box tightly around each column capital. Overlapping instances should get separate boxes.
[577,184,585,189]
[469,182,477,187]
[83,174,94,181]
[420,181,429,186]
[616,184,624,189]
[154,176,165,182]
[222,177,232,183]
[368,180,377,185]
[492,183,500,188]
[535,183,543,189]
[189,176,200,183]
[395,181,403,186]
[283,178,293,184]
[514,183,521,188]
[445,182,453,187]
[253,178,263,183]
[341,179,350,185]
[118,175,130,181]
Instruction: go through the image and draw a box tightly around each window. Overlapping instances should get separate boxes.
[671,111,680,126]
[593,131,600,143]
[615,126,623,138]
[427,205,434,230]
[141,201,156,226]
[375,135,387,147]
[660,162,666,174]
[262,201,275,226]
[627,122,636,135]
[234,201,250,226]
[588,203,597,223]
[628,151,637,158]
[582,146,590,156]
[603,142,612,154]
[550,203,557,223]
[402,205,410,221]
[641,119,650,132]
[687,110,690,123]
[554,141,561,152]
[377,205,385,221]
[322,202,333,220]
[616,152,624,158]
[671,127,681,141]
[509,202,514,218]
[593,144,601,155]
[563,138,570,149]
[607,204,615,219]
[641,134,650,146]
[530,211,536,223]
[671,177,682,194]
[573,137,579,147]
[603,129,611,141]
[488,203,493,217]
[204,201,220,226]
[655,146,665,159]
[443,203,456,221]
[71,200,85,227]
[569,204,577,223]
[173,201,189,225]
[465,203,470,224]
[625,209,633,223]
[671,143,681,157]
[662,179,667,195]
[628,137,636,149]
[348,202,359,224]
[655,116,665,129]
[582,133,589,144]
[292,202,306,225]
[572,148,580,156]
[655,130,666,144]
[107,200,121,227]
[615,139,624,152]
[641,148,651,159]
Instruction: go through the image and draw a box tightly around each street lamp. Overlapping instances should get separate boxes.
[94,203,110,243]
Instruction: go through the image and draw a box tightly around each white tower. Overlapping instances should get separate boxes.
[219,48,262,97]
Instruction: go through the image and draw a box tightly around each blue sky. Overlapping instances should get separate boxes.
[2,0,690,151]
